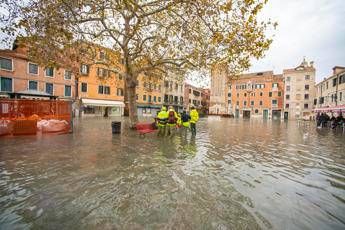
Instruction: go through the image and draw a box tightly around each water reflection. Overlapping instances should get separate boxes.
[0,117,344,229]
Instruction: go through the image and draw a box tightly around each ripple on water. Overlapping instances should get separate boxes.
[0,118,344,229]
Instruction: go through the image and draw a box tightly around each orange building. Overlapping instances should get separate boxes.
[0,44,75,100]
[77,48,125,117]
[135,74,163,116]
[228,71,284,119]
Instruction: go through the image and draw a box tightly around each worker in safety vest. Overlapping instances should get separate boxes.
[190,106,199,136]
[157,106,168,136]
[166,106,178,136]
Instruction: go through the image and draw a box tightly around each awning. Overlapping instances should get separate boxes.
[82,98,125,107]
[314,105,345,113]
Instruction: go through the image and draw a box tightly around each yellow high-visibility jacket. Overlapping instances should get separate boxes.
[190,109,199,124]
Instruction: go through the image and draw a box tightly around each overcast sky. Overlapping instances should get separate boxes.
[249,0,345,83]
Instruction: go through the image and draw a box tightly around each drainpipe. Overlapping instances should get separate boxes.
[335,74,339,106]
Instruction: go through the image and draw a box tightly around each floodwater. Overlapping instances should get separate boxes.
[0,117,344,230]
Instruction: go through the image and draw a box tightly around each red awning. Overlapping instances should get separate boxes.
[314,105,345,113]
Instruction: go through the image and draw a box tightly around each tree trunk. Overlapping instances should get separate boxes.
[126,77,138,128]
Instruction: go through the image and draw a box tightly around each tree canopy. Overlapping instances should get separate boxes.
[1,0,275,124]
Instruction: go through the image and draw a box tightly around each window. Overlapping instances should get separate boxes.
[326,81,328,89]
[304,103,309,109]
[340,92,342,101]
[97,68,109,78]
[272,83,278,88]
[250,101,254,106]
[260,92,263,96]
[0,77,12,92]
[296,94,301,100]
[98,85,104,94]
[255,109,259,114]
[286,95,290,100]
[272,99,277,105]
[104,86,110,95]
[117,88,124,96]
[189,89,191,93]
[286,76,291,81]
[244,93,247,97]
[189,99,191,103]
[304,94,309,100]
[80,64,89,75]
[64,70,72,80]
[339,74,345,84]
[28,80,38,90]
[237,93,239,97]
[65,85,71,97]
[46,83,53,95]
[305,75,310,80]
[99,51,106,60]
[175,83,178,90]
[278,92,282,97]
[45,67,54,77]
[259,101,263,106]
[286,85,290,91]
[269,92,272,97]
[236,101,239,105]
[28,63,38,75]
[136,94,138,100]
[158,85,161,91]
[333,78,337,87]
[228,93,231,97]
[154,96,156,102]
[158,97,161,102]
[243,101,247,106]
[148,95,152,102]
[305,85,309,90]
[81,83,87,92]
[285,103,289,108]
[143,95,146,101]
[0,57,13,71]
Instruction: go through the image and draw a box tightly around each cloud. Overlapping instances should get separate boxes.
[250,0,345,83]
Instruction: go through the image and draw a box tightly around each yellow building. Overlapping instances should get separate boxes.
[78,47,125,116]
[135,74,163,117]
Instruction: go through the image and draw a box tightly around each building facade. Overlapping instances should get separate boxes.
[135,74,163,117]
[282,59,316,120]
[227,71,284,119]
[201,88,210,114]
[78,48,125,117]
[315,66,345,109]
[209,64,228,114]
[162,76,184,112]
[0,44,75,99]
[184,83,203,110]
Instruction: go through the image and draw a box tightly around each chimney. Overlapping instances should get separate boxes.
[309,61,314,68]
[333,66,345,75]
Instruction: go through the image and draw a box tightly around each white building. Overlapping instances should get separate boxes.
[282,58,316,120]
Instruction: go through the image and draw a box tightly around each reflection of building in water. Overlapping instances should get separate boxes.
[315,66,345,110]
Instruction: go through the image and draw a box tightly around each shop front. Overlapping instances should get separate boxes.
[80,98,124,117]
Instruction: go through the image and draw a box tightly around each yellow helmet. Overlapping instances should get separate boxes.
[162,106,167,111]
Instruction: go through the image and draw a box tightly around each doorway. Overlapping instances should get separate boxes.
[243,110,251,118]
[263,109,268,119]
[284,112,289,120]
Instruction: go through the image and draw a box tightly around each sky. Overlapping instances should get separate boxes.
[249,0,345,84]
